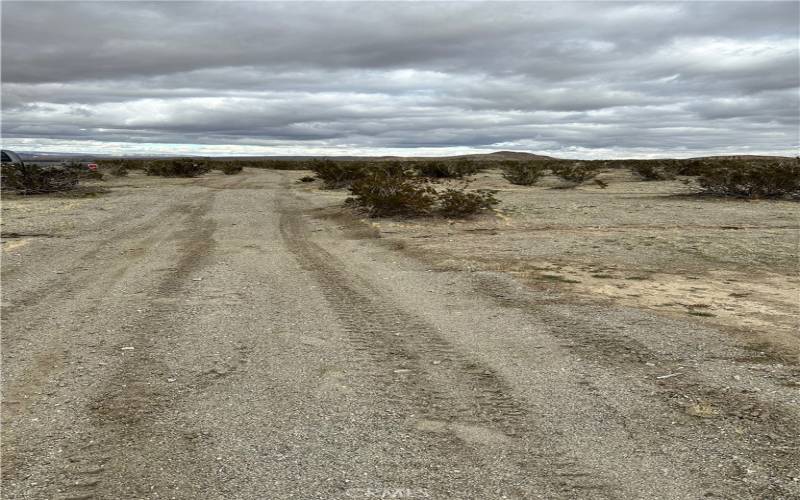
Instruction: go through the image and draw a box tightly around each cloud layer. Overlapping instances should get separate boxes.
[2,1,798,157]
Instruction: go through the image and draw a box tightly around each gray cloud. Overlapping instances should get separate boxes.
[1,1,798,157]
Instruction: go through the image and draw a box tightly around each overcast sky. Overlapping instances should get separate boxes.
[2,1,798,158]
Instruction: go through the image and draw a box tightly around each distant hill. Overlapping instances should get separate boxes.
[6,150,793,163]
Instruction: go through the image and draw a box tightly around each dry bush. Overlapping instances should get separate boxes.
[697,159,800,199]
[309,158,369,188]
[629,161,676,181]
[108,163,129,176]
[501,160,546,185]
[551,162,599,187]
[415,158,480,179]
[145,159,210,177]
[220,163,243,175]
[347,169,436,216]
[347,166,499,218]
[437,188,498,217]
[1,165,79,194]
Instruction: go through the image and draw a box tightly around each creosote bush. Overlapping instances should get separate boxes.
[501,161,546,185]
[348,168,436,216]
[309,158,368,188]
[437,188,499,217]
[108,164,129,176]
[415,158,480,179]
[1,165,79,194]
[551,162,599,187]
[220,163,243,175]
[629,161,675,181]
[697,159,800,199]
[145,159,210,177]
[347,164,499,218]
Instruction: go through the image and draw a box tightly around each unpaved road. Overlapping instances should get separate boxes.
[2,169,798,499]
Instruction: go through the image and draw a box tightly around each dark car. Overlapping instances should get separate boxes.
[1,149,24,166]
[1,149,81,192]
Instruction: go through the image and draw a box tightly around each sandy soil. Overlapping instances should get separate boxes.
[323,169,799,359]
[2,168,798,499]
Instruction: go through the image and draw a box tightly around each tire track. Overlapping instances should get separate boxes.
[278,198,617,497]
[55,191,221,500]
[471,271,800,499]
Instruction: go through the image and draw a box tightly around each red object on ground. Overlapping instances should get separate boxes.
[87,163,98,171]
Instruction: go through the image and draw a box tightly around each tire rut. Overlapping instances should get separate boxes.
[471,271,800,498]
[278,200,618,497]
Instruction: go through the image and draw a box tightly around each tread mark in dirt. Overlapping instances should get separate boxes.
[278,201,618,497]
[471,271,800,498]
[279,207,524,432]
[51,191,222,499]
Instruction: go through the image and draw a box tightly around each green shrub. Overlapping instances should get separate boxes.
[437,188,499,217]
[309,158,368,188]
[551,162,599,186]
[347,169,436,216]
[220,163,243,175]
[145,159,210,177]
[415,158,479,179]
[1,165,79,194]
[501,161,546,185]
[697,159,800,199]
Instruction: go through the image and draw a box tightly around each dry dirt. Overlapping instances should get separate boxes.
[1,168,798,499]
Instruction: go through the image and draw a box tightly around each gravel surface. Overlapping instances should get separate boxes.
[2,169,798,499]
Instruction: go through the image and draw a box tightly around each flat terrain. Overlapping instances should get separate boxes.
[2,168,798,499]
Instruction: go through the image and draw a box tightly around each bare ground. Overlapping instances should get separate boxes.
[1,168,798,499]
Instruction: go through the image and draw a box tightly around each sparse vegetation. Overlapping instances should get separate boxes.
[0,165,79,194]
[220,163,243,175]
[551,162,599,187]
[437,188,498,217]
[415,158,480,179]
[145,158,210,177]
[696,159,800,199]
[309,158,368,188]
[347,168,436,216]
[629,161,676,181]
[108,163,129,176]
[501,161,546,185]
[346,163,498,217]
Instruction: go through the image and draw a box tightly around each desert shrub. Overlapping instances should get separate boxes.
[697,159,800,199]
[630,161,675,181]
[309,158,368,188]
[99,159,146,173]
[145,158,210,177]
[415,158,479,179]
[437,188,499,217]
[551,162,599,186]
[674,159,710,176]
[298,175,315,183]
[501,161,546,185]
[1,164,79,194]
[220,163,243,175]
[79,168,104,180]
[347,169,436,216]
[108,163,129,176]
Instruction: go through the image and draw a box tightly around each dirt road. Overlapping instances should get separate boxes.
[2,169,798,499]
